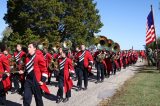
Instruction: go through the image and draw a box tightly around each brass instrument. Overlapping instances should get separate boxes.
[48,58,59,71]
[99,36,108,46]
[96,52,106,62]
[0,70,24,74]
[95,35,121,52]
[106,39,114,51]
[113,42,120,53]
[0,56,25,75]
[52,42,61,53]
[62,39,72,49]
[38,38,50,50]
[114,54,119,60]
[97,36,108,50]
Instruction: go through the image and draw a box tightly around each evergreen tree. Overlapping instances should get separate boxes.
[4,0,103,47]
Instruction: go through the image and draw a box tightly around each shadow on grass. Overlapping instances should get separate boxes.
[132,65,160,74]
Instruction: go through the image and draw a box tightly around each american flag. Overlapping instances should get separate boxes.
[146,10,156,45]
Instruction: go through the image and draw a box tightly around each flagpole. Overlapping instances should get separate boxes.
[151,5,158,69]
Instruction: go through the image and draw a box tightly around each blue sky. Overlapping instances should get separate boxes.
[94,0,160,50]
[0,0,160,50]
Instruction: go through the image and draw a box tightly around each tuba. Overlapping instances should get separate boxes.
[62,39,72,49]
[113,42,120,53]
[52,42,61,53]
[106,39,114,51]
[97,36,108,50]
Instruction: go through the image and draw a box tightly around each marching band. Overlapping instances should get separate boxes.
[0,38,141,106]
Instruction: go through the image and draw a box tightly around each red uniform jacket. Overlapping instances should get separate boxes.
[58,57,74,93]
[36,50,43,56]
[76,50,93,71]
[0,54,11,92]
[14,51,26,70]
[6,54,12,60]
[105,56,112,73]
[25,54,50,94]
[52,53,58,59]
[5,54,12,65]
[44,53,52,77]
[93,51,99,60]
[120,54,123,67]
[114,59,120,69]
[44,53,52,68]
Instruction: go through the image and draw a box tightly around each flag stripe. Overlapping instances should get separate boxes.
[146,10,156,45]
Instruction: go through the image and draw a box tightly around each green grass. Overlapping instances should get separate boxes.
[99,66,160,106]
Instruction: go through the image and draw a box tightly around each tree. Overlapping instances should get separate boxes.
[61,0,103,46]
[6,29,39,51]
[4,0,65,43]
[147,36,160,49]
[4,0,103,47]
[2,26,13,38]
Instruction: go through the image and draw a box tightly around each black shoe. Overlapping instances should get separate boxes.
[100,80,104,83]
[46,82,50,85]
[76,87,82,91]
[83,87,87,91]
[63,98,69,103]
[95,80,100,84]
[11,90,18,94]
[74,77,77,81]
[18,89,24,95]
[10,88,15,92]
[56,98,63,103]
[18,90,23,95]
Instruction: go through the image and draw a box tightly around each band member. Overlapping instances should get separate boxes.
[94,49,107,83]
[12,44,26,94]
[139,50,146,62]
[3,49,12,61]
[117,51,123,70]
[0,49,11,105]
[105,51,113,78]
[54,47,64,81]
[56,47,63,58]
[132,51,138,64]
[21,42,50,106]
[73,46,80,81]
[128,50,132,65]
[75,44,93,91]
[156,49,160,71]
[112,53,116,75]
[122,51,127,69]
[56,52,74,103]
[43,48,52,85]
